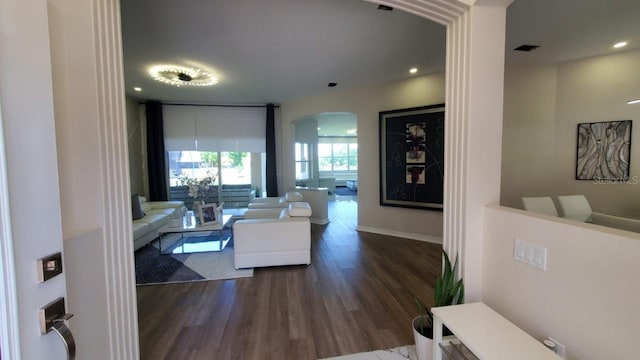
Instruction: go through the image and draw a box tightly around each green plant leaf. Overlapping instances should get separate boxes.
[417,250,464,331]
[457,281,465,304]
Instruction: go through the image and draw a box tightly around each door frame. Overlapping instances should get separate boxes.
[1,0,510,358]
[0,99,21,360]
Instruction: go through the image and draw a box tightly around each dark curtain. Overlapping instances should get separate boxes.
[146,101,168,201]
[265,103,278,197]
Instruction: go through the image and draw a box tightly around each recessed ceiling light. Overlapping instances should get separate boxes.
[148,65,218,87]
[409,68,418,74]
[627,99,640,105]
[133,87,142,92]
[614,41,628,49]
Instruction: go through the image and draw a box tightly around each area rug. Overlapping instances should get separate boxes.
[320,346,416,360]
[335,186,357,196]
[134,238,253,286]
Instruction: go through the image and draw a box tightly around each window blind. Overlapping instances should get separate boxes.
[163,105,266,153]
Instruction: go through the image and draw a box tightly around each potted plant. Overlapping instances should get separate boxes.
[412,250,464,360]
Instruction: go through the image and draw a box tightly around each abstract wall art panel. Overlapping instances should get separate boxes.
[576,120,632,181]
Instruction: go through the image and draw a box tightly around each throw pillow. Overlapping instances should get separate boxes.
[279,208,290,219]
[131,194,145,220]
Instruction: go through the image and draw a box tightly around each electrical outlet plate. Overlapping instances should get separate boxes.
[548,337,566,358]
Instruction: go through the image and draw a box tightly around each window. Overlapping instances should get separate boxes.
[168,151,219,187]
[168,150,255,209]
[295,143,310,180]
[168,151,252,186]
[163,105,267,209]
[318,142,358,172]
[318,143,332,171]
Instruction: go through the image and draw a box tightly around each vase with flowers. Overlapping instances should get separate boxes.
[177,170,217,209]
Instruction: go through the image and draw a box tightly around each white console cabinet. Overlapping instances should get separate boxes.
[432,303,562,360]
[293,186,329,225]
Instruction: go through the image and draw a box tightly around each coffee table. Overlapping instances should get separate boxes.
[157,214,233,254]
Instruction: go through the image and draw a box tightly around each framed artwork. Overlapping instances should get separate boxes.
[576,120,632,181]
[196,202,219,225]
[379,104,445,210]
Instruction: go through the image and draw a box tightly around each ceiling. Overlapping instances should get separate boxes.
[121,0,640,105]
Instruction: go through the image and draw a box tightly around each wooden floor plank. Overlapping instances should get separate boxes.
[137,199,441,359]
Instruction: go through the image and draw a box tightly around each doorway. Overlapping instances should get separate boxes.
[294,112,358,219]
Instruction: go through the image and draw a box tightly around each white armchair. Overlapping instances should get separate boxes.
[247,191,304,209]
[234,202,312,269]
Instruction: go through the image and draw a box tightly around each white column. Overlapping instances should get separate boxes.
[443,0,511,301]
[378,0,511,300]
[49,0,140,358]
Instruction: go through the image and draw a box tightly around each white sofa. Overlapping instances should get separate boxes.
[234,202,312,269]
[132,196,185,250]
[247,191,304,209]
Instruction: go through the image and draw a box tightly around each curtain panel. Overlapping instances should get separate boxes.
[146,101,168,201]
[265,103,278,197]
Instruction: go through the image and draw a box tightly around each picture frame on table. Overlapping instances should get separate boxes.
[379,103,445,211]
[196,202,219,225]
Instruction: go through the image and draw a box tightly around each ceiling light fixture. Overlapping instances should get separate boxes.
[409,68,418,74]
[627,99,640,105]
[614,41,628,49]
[133,87,142,92]
[148,65,218,87]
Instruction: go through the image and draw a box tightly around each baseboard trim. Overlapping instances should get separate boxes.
[311,218,330,225]
[356,226,443,244]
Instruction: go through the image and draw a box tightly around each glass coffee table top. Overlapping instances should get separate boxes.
[158,214,233,254]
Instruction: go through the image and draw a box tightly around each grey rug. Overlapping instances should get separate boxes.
[135,238,253,286]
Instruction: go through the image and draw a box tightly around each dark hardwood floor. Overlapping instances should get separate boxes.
[137,199,442,360]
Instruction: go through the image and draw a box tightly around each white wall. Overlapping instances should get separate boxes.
[294,115,319,186]
[49,2,116,356]
[281,73,446,241]
[502,50,640,217]
[501,64,558,208]
[482,205,640,360]
[126,97,145,196]
[48,0,139,358]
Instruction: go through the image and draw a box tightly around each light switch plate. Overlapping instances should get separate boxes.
[514,239,547,271]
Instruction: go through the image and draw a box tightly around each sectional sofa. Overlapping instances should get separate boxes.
[131,196,185,250]
[247,191,304,209]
